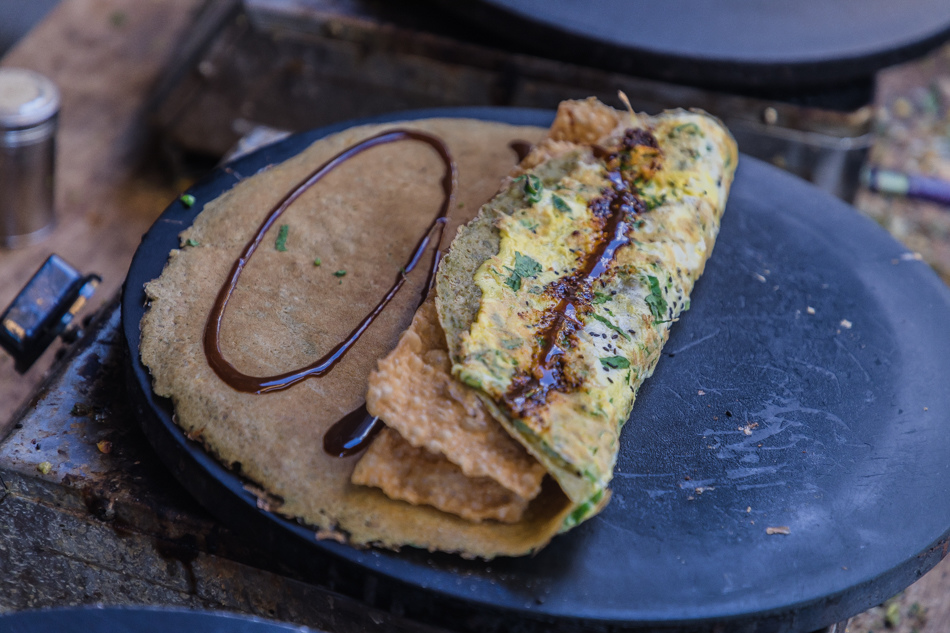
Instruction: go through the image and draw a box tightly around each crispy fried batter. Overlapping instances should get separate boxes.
[365,298,546,504]
[352,428,531,523]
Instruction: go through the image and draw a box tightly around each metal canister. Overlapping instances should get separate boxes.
[0,68,60,248]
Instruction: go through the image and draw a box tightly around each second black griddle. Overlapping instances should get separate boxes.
[433,0,950,94]
[123,108,950,632]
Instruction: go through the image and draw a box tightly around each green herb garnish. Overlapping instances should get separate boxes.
[180,194,196,208]
[501,338,522,350]
[504,251,542,292]
[521,174,543,204]
[591,313,630,340]
[275,224,289,251]
[519,218,540,232]
[592,292,610,305]
[600,355,630,370]
[644,275,668,322]
[671,122,701,137]
[313,257,322,267]
[184,238,200,247]
[334,270,347,277]
[642,192,667,210]
[551,194,571,213]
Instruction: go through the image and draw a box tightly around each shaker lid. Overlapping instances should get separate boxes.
[0,68,60,129]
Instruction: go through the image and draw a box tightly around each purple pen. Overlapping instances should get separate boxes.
[862,166,950,206]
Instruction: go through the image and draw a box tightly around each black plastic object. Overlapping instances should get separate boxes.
[432,0,950,93]
[0,606,321,633]
[123,109,950,632]
[0,254,99,373]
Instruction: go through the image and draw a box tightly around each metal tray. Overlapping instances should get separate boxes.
[434,0,950,91]
[123,108,950,632]
[0,606,321,633]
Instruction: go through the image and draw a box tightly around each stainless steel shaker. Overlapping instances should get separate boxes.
[0,68,60,248]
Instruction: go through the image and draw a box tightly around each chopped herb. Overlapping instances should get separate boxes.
[671,122,701,137]
[313,257,322,267]
[184,238,200,247]
[591,314,630,340]
[521,174,543,204]
[275,224,289,251]
[519,218,540,232]
[642,192,668,210]
[600,355,630,370]
[592,292,610,305]
[552,194,571,213]
[334,270,347,277]
[504,251,542,292]
[644,275,668,322]
[180,193,196,208]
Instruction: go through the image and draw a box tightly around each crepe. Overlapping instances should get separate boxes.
[356,98,737,530]
[141,117,582,558]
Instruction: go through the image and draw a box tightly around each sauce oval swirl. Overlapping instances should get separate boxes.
[201,129,457,455]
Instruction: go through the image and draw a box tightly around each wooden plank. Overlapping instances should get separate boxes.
[0,0,205,426]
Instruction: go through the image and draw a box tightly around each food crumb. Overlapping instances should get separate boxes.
[840,319,852,329]
[315,528,347,544]
[806,306,816,315]
[739,422,758,436]
[766,526,791,535]
[754,273,766,283]
[97,440,113,454]
[746,506,752,513]
[697,390,705,396]
[37,461,52,474]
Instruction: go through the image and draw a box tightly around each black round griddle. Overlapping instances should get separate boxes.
[123,108,950,633]
[434,0,950,92]
[0,606,321,633]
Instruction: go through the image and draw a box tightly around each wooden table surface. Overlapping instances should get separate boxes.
[2,1,950,631]
[0,0,203,427]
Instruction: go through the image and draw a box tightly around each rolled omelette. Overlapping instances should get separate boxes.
[355,98,738,536]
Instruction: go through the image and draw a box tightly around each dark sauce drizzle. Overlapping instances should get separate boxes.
[202,129,457,457]
[502,131,658,419]
[509,140,533,162]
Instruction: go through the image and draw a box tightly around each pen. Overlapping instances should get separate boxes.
[861,166,950,206]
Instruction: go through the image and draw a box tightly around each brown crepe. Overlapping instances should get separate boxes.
[141,118,577,558]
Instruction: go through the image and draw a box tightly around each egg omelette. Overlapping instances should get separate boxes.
[355,97,738,538]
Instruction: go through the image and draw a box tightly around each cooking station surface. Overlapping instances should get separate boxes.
[3,2,950,633]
